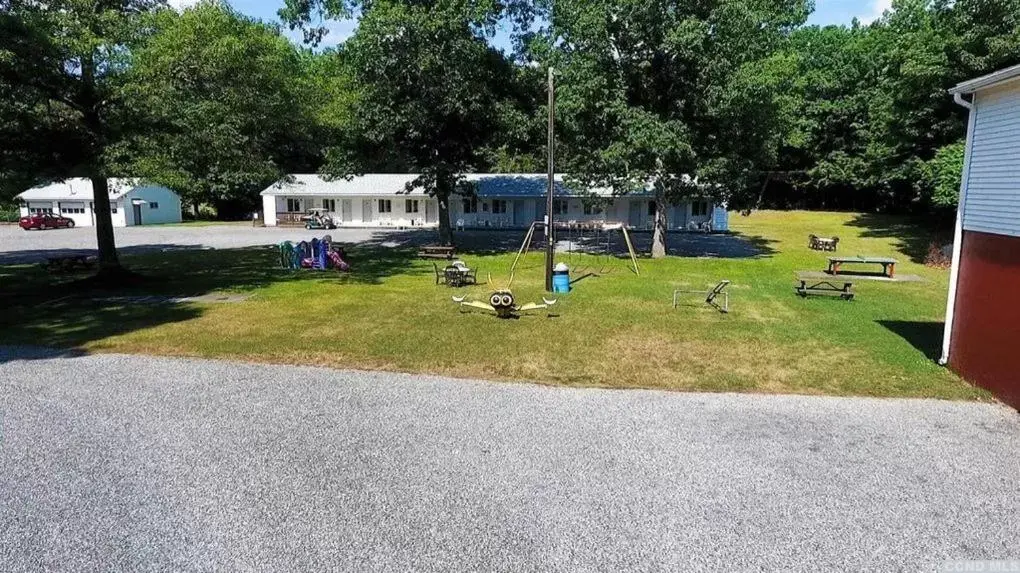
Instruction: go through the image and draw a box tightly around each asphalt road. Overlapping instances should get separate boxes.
[1,348,1018,571]
[0,223,388,265]
[0,222,762,265]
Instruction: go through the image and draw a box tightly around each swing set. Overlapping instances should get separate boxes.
[509,220,640,279]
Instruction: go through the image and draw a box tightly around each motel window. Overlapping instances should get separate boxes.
[492,200,507,214]
[406,199,420,213]
[287,198,301,212]
[378,199,392,213]
[322,199,336,212]
[149,202,159,210]
[111,205,118,214]
[647,201,657,216]
[582,203,602,215]
[692,201,709,217]
[462,197,478,214]
[553,198,569,215]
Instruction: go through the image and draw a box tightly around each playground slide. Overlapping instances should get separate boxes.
[327,250,351,272]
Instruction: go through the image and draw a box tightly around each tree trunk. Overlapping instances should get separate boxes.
[89,175,121,271]
[80,47,122,276]
[192,201,200,218]
[650,191,668,258]
[436,193,453,246]
[435,175,455,246]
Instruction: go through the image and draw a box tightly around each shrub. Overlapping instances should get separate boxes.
[925,241,952,269]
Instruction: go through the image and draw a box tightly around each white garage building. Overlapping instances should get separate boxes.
[17,178,182,227]
[260,173,729,231]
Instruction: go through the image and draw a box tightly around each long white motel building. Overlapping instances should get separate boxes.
[260,173,729,231]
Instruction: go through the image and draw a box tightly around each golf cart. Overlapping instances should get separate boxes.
[301,208,337,230]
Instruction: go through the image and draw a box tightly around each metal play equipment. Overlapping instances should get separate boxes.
[509,221,640,279]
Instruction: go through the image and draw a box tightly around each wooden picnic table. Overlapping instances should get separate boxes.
[827,256,898,278]
[418,245,456,260]
[795,271,855,300]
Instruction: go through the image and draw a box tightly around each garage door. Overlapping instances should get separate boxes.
[27,202,54,214]
[59,202,86,215]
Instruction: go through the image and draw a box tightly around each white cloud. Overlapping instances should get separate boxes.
[858,0,893,24]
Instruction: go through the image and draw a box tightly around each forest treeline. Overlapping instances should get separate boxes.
[2,0,1019,248]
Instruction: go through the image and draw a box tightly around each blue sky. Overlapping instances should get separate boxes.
[173,0,892,50]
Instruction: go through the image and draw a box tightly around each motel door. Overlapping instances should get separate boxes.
[132,202,143,226]
[361,199,373,222]
[425,200,437,224]
[341,199,353,223]
[513,200,528,227]
[628,201,642,228]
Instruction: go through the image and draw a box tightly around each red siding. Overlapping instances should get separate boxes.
[950,230,1020,409]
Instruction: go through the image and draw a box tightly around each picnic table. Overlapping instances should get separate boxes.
[418,245,456,260]
[434,261,477,287]
[827,256,897,278]
[795,271,854,300]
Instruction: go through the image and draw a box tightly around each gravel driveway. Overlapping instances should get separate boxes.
[1,348,1017,571]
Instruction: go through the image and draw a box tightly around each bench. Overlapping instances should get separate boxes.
[418,245,456,260]
[795,272,854,300]
[827,256,897,278]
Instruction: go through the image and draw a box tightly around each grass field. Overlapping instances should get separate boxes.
[0,211,987,400]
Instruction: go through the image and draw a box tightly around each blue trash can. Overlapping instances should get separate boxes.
[552,263,570,293]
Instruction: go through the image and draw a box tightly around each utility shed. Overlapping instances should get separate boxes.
[943,63,1020,409]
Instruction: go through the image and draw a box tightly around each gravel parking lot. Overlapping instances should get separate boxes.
[1,348,1017,571]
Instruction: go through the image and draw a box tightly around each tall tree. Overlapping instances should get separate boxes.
[774,0,1020,212]
[281,0,526,245]
[0,0,161,276]
[540,0,810,256]
[115,1,322,217]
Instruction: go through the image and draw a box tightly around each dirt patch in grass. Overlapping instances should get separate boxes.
[593,328,861,394]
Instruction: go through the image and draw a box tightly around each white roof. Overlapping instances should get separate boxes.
[17,178,151,201]
[949,64,1020,95]
[260,173,670,198]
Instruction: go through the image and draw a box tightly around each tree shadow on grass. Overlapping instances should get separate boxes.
[351,227,778,259]
[0,241,423,358]
[877,320,945,361]
[847,213,953,264]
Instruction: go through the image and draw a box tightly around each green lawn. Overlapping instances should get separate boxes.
[0,210,987,401]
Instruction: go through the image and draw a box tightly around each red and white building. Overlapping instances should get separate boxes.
[942,64,1020,409]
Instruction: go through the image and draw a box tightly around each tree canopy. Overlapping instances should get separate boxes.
[2,0,1019,262]
[535,0,810,255]
[116,1,322,218]
[0,0,163,273]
